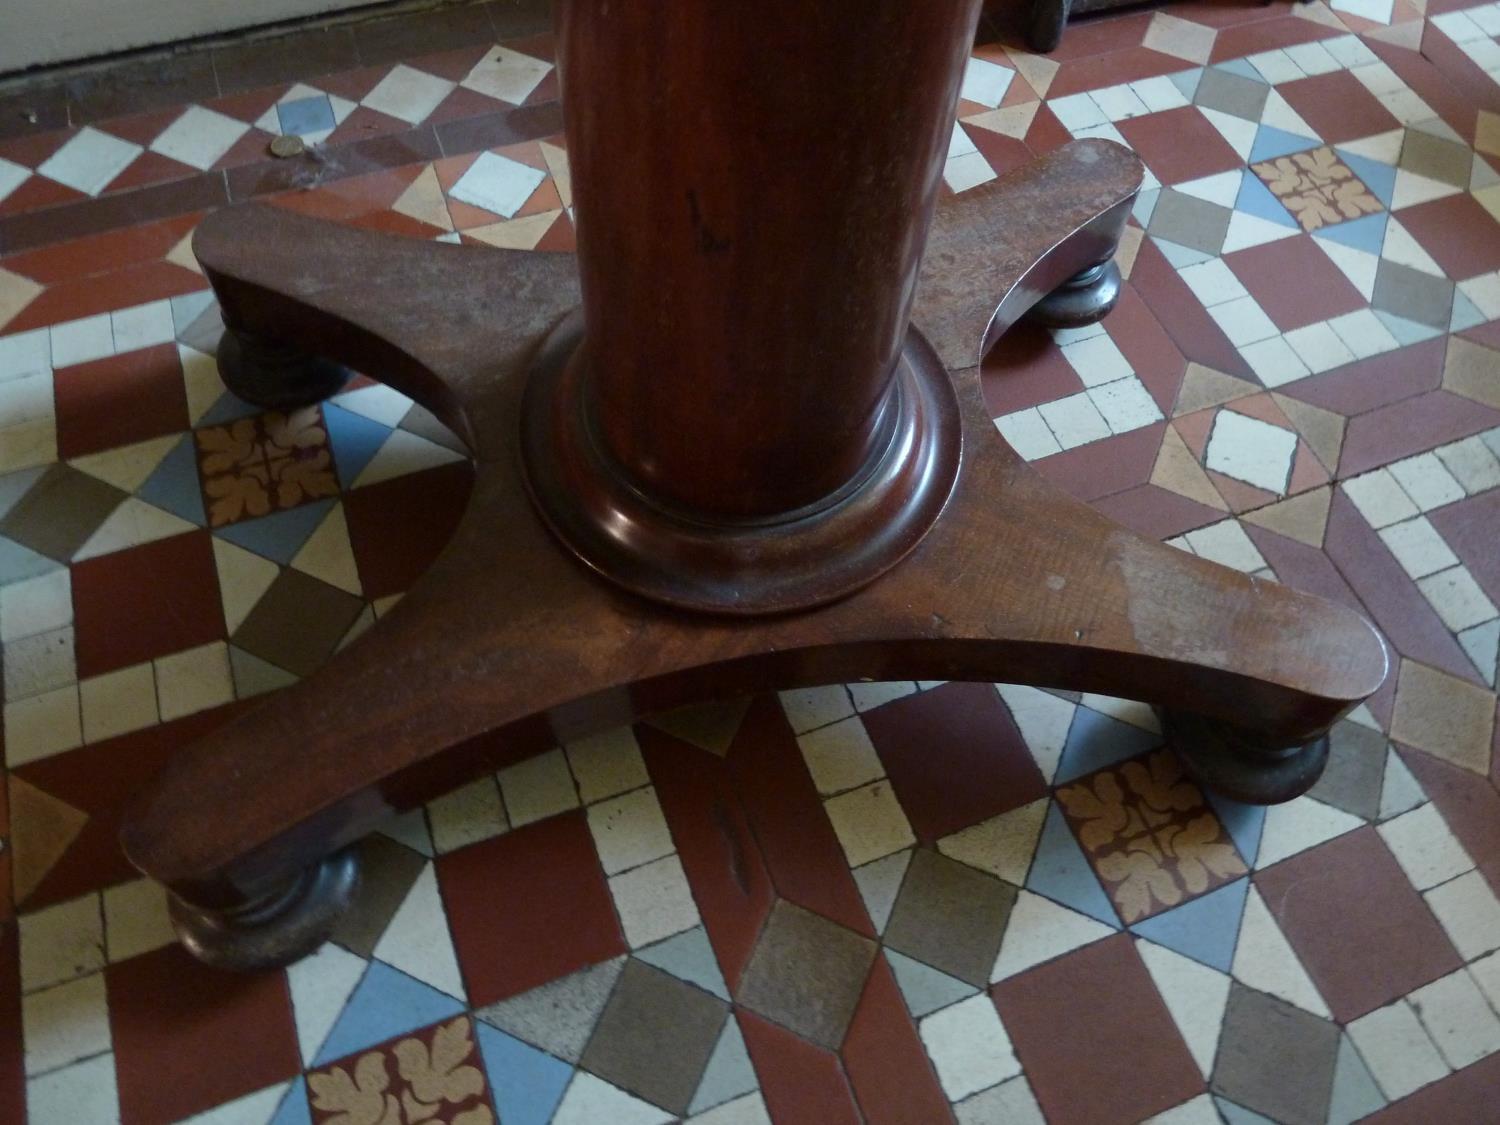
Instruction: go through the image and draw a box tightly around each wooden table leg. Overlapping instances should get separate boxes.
[120,0,1389,970]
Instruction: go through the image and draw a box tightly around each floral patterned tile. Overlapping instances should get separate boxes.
[308,1016,496,1125]
[1251,145,1386,232]
[195,407,340,528]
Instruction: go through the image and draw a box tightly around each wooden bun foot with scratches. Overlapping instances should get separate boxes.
[121,0,1389,969]
[216,326,352,410]
[1027,260,1124,330]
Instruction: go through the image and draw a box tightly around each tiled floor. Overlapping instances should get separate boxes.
[1,1,1499,1122]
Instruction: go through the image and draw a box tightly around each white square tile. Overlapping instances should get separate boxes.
[0,369,54,430]
[1247,49,1304,84]
[79,663,158,743]
[1038,392,1111,450]
[918,995,1021,1101]
[778,685,854,734]
[948,121,978,158]
[149,106,249,171]
[1327,309,1400,359]
[4,684,82,767]
[1389,453,1466,511]
[1378,517,1460,580]
[497,748,579,827]
[1459,271,1500,319]
[19,894,104,992]
[22,973,111,1076]
[1239,336,1311,388]
[1205,409,1298,494]
[361,64,456,125]
[1378,802,1473,890]
[1417,566,1498,632]
[1343,470,1419,529]
[0,417,57,474]
[798,716,885,796]
[109,300,175,353]
[1060,333,1133,388]
[1183,519,1268,573]
[37,127,141,196]
[1178,259,1248,307]
[1347,999,1449,1101]
[1283,40,1343,77]
[427,776,508,854]
[586,786,674,875]
[564,726,649,804]
[49,314,114,368]
[1090,83,1151,122]
[1409,969,1500,1069]
[954,1076,1046,1125]
[1129,75,1189,113]
[944,151,997,193]
[823,780,915,866]
[1323,34,1379,69]
[848,680,918,712]
[0,328,52,381]
[1350,61,1406,95]
[1283,321,1356,374]
[26,1052,118,1124]
[155,641,234,721]
[0,568,72,643]
[1425,870,1500,960]
[996,408,1062,461]
[449,150,548,219]
[961,57,1014,109]
[1473,949,1500,1012]
[1210,296,1279,347]
[102,878,176,963]
[1049,92,1107,132]
[608,854,699,947]
[461,45,554,106]
[1471,4,1500,34]
[1088,376,1163,434]
[1436,436,1500,495]
[1432,9,1488,41]
[3,626,75,703]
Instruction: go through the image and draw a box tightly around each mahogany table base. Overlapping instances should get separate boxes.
[119,139,1389,971]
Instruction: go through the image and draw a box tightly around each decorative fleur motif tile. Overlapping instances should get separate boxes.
[1056,748,1250,923]
[1252,145,1386,231]
[195,407,340,527]
[308,1016,495,1125]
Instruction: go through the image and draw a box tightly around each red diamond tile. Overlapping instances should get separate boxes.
[1023,104,1074,156]
[965,126,1033,179]
[1224,237,1367,332]
[1048,47,1188,99]
[1209,16,1343,62]
[993,934,1203,1125]
[343,460,474,599]
[54,344,190,460]
[1277,71,1403,146]
[5,260,204,334]
[861,681,1047,843]
[0,174,83,219]
[979,322,1083,418]
[738,1009,862,1125]
[1130,238,1255,381]
[1365,1052,1500,1125]
[72,530,225,678]
[1282,338,1445,418]
[1255,826,1463,1021]
[1035,422,1168,503]
[1118,107,1247,185]
[107,944,300,1125]
[1401,747,1500,898]
[1397,193,1500,281]
[1109,285,1189,414]
[1093,483,1223,540]
[0,213,199,285]
[436,809,625,1006]
[1340,391,1500,477]
[840,953,952,1125]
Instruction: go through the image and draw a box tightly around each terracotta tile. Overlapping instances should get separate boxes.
[107,943,299,1124]
[841,954,954,1125]
[1110,285,1189,414]
[727,696,875,936]
[7,259,203,333]
[0,126,77,171]
[437,810,625,1006]
[1094,483,1224,541]
[1130,238,1254,381]
[72,530,224,678]
[1256,827,1463,1021]
[1035,422,1169,503]
[1224,237,1367,332]
[1023,103,1074,155]
[1118,106,1247,185]
[1365,35,1480,140]
[343,461,474,600]
[1283,338,1445,419]
[1398,193,1500,289]
[1324,491,1477,684]
[1401,748,1500,898]
[965,127,1032,179]
[214,26,359,93]
[1278,71,1403,145]
[325,105,412,148]
[2,212,200,287]
[307,1015,495,1125]
[1340,391,1500,478]
[861,682,1047,843]
[993,933,1202,1125]
[433,101,564,157]
[54,344,189,460]
[737,1009,862,1125]
[1243,524,1364,612]
[427,85,510,129]
[1430,491,1500,610]
[1048,47,1188,99]
[1365,1051,1500,1124]
[979,321,1082,418]
[1044,10,1156,62]
[1209,16,1342,62]
[0,175,85,220]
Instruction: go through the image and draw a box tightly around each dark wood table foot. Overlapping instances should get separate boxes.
[216,326,353,410]
[1027,260,1124,329]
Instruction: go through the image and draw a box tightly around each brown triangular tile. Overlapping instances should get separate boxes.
[1272,394,1346,474]
[1002,47,1057,100]
[1288,441,1331,494]
[1443,335,1500,410]
[1151,426,1228,511]
[1390,660,1496,776]
[1206,468,1277,514]
[645,698,752,757]
[8,776,89,904]
[1242,486,1333,548]
[963,102,1040,141]
[1365,17,1425,49]
[1174,364,1258,417]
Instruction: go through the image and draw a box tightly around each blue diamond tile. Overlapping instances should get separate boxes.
[324,403,393,488]
[884,949,978,1018]
[475,1022,572,1125]
[269,1078,312,1125]
[1151,236,1215,269]
[278,94,336,138]
[1235,171,1299,229]
[687,1017,758,1116]
[313,961,465,1066]
[0,534,62,587]
[1206,793,1267,868]
[1335,150,1398,208]
[1249,125,1321,164]
[1313,212,1388,255]
[1451,289,1487,333]
[1374,309,1443,346]
[1026,803,1120,927]
[137,435,205,526]
[214,498,335,565]
[1131,876,1250,973]
[1170,68,1205,101]
[1054,708,1162,786]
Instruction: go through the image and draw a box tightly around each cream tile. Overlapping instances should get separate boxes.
[1377,802,1474,891]
[586,786,674,875]
[1284,321,1356,374]
[1240,336,1312,388]
[688,1092,771,1125]
[79,663,157,743]
[37,127,140,196]
[426,776,508,854]
[0,326,50,380]
[1417,566,1498,632]
[1378,517,1460,579]
[361,64,455,125]
[102,879,175,962]
[1177,259,1249,308]
[49,313,114,368]
[1471,949,1500,1012]
[5,684,83,767]
[22,972,110,1076]
[1209,296,1280,347]
[944,151,997,193]
[778,685,855,734]
[1389,452,1466,511]
[823,780,916,867]
[1143,1094,1223,1125]
[990,891,1112,982]
[497,748,579,827]
[109,300,175,353]
[26,1052,118,1123]
[1425,870,1500,960]
[954,1076,1046,1125]
[461,45,554,106]
[155,641,234,721]
[1389,660,1496,775]
[847,680,917,712]
[1347,998,1450,1100]
[3,626,76,702]
[1183,519,1268,573]
[1409,968,1500,1069]
[1061,333,1133,388]
[995,685,1076,783]
[961,56,1014,109]
[449,150,547,219]
[1038,392,1111,450]
[1136,940,1230,1080]
[938,798,1048,886]
[1328,309,1400,359]
[1436,435,1500,495]
[1205,410,1298,494]
[918,994,1021,1101]
[1343,470,1419,529]
[797,716,885,796]
[0,568,73,642]
[1232,885,1331,1017]
[564,726,649,803]
[553,1072,675,1125]
[19,894,104,992]
[287,943,367,1065]
[609,854,699,948]
[996,408,1063,461]
[1088,375,1163,434]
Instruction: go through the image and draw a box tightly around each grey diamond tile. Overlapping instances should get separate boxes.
[0,464,127,562]
[883,848,1016,987]
[1372,260,1455,330]
[736,898,877,1049]
[1308,721,1388,821]
[1148,190,1233,257]
[1398,130,1471,188]
[580,958,729,1117]
[476,955,625,1063]
[1194,67,1270,122]
[1212,983,1341,1125]
[329,833,426,957]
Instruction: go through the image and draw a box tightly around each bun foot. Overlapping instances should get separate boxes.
[1162,709,1332,806]
[218,326,353,410]
[168,848,361,971]
[1027,260,1123,329]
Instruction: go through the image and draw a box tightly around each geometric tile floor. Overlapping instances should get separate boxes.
[2,1,1500,1122]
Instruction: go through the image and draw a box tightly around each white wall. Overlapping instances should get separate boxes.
[2,0,362,72]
